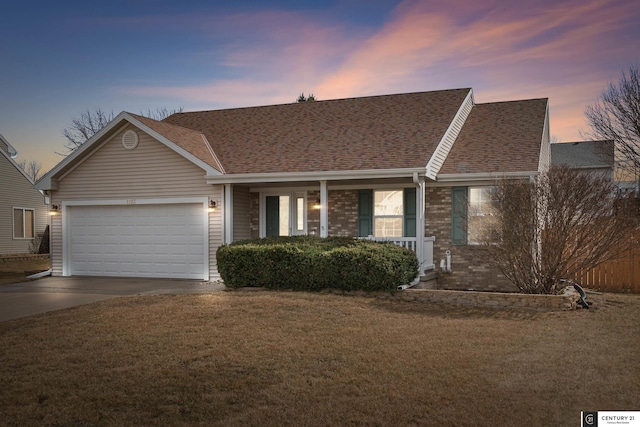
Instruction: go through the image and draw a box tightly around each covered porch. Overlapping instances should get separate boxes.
[213,173,436,275]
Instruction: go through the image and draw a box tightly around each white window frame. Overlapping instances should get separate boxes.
[13,207,35,239]
[468,186,496,244]
[373,190,404,238]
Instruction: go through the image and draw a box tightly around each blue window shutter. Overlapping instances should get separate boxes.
[451,187,468,245]
[358,190,373,237]
[403,188,416,237]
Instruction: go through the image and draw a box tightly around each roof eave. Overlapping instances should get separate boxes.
[205,168,427,185]
[435,171,540,185]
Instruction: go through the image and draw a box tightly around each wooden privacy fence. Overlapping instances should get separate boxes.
[571,247,640,293]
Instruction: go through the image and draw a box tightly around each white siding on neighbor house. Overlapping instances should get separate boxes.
[51,124,223,279]
[425,90,475,179]
[0,151,48,255]
[233,185,252,242]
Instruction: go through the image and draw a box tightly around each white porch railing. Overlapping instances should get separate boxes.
[364,236,436,272]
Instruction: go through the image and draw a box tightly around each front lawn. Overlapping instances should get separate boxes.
[0,257,50,285]
[0,291,638,425]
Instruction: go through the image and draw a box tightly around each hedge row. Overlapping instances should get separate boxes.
[216,236,418,292]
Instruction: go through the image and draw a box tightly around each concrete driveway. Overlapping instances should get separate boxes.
[0,276,225,322]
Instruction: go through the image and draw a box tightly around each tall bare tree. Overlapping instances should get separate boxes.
[475,166,637,294]
[17,159,42,182]
[583,66,640,192]
[62,107,183,152]
[62,108,114,152]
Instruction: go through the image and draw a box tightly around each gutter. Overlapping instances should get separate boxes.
[205,167,427,185]
[434,171,540,184]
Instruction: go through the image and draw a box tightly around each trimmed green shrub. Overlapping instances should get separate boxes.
[216,236,418,292]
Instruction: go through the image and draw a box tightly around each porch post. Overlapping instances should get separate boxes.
[224,184,233,244]
[320,180,328,238]
[416,176,426,273]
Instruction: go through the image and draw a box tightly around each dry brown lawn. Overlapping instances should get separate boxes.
[0,257,50,285]
[0,289,638,426]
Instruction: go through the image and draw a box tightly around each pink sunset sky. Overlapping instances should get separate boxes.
[0,0,638,174]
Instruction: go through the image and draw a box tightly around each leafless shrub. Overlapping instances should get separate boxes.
[477,165,638,294]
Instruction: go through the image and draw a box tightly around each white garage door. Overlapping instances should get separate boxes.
[67,203,206,279]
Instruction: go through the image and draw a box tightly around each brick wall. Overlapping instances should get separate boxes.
[246,186,516,292]
[248,189,359,238]
[426,187,517,292]
[328,189,358,236]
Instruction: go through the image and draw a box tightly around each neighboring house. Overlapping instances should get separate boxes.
[551,140,614,181]
[0,133,49,255]
[36,88,550,291]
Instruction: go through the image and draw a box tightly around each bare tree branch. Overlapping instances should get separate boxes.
[139,107,184,121]
[583,66,640,192]
[62,109,114,152]
[17,159,42,181]
[62,107,184,153]
[477,166,638,294]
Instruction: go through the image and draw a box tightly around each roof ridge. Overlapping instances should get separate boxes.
[168,88,474,116]
[474,97,548,106]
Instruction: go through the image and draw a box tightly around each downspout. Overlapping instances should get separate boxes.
[397,276,421,291]
[399,173,426,291]
[26,269,52,279]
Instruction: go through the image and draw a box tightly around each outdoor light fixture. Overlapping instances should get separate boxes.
[313,197,321,210]
[208,200,217,212]
[49,204,60,215]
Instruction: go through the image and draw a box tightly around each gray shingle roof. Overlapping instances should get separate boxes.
[439,98,549,174]
[551,140,614,169]
[162,89,472,174]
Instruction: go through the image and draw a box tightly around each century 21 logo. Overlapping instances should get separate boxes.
[584,413,595,426]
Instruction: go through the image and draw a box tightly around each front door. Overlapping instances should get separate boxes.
[264,193,306,237]
[265,196,281,237]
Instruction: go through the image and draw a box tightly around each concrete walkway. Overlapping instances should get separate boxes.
[0,276,225,322]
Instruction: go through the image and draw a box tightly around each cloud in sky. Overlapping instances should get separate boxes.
[0,0,637,172]
[125,0,638,143]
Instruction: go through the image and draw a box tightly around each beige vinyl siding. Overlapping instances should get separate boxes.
[51,125,223,279]
[232,185,251,241]
[425,90,475,179]
[0,152,48,255]
[55,125,215,200]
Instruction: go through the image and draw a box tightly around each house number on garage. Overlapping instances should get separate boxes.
[126,199,136,205]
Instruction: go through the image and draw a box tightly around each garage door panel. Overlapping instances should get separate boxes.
[68,203,206,279]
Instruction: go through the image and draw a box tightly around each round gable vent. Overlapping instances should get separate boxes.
[122,130,139,150]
